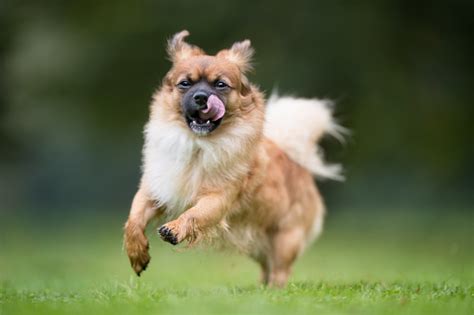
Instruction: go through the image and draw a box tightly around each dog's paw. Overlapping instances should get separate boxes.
[128,244,150,276]
[124,223,151,276]
[158,225,179,245]
[158,220,187,245]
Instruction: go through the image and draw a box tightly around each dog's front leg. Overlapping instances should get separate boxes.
[158,190,233,245]
[124,186,162,276]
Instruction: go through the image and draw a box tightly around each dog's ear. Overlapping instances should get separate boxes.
[217,40,254,96]
[217,39,254,74]
[167,30,204,62]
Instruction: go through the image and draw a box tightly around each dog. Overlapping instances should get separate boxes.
[124,30,345,287]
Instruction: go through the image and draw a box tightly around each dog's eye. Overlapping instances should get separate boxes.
[177,80,192,89]
[215,80,229,90]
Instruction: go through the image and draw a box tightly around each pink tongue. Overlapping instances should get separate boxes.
[199,94,225,121]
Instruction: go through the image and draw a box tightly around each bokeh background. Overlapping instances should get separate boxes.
[1,1,473,215]
[1,1,473,216]
[1,2,473,314]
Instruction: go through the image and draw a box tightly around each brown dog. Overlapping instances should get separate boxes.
[124,30,344,287]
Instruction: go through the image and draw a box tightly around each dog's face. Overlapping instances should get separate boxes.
[159,31,255,136]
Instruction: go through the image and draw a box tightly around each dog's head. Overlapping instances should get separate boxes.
[156,30,259,137]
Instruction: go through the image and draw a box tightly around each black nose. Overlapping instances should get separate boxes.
[193,91,208,109]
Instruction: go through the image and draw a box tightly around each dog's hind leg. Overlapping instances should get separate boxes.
[249,252,270,286]
[124,186,163,276]
[259,259,270,286]
[267,228,305,287]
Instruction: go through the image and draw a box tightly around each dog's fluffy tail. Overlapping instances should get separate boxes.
[263,94,347,181]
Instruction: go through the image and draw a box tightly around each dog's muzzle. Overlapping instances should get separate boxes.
[182,88,225,136]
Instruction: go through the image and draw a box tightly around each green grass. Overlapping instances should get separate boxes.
[1,210,473,315]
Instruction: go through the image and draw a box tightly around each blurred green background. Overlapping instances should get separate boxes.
[1,1,473,314]
[1,1,474,213]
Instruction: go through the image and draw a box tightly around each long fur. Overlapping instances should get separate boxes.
[142,90,264,221]
[263,94,347,181]
[125,31,345,286]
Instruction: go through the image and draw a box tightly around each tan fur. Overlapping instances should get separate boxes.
[124,31,339,287]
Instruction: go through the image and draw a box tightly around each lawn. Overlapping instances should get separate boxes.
[1,209,472,315]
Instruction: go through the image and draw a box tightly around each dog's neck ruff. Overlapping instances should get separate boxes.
[142,114,258,219]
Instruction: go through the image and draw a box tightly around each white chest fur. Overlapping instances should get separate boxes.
[142,117,253,219]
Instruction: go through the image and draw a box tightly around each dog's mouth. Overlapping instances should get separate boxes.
[185,115,223,136]
[184,94,225,136]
